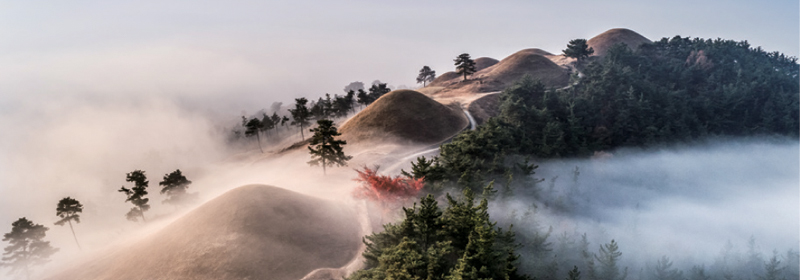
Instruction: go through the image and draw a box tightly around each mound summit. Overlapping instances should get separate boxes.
[587,28,651,57]
[340,89,468,144]
[47,185,361,280]
[426,48,570,99]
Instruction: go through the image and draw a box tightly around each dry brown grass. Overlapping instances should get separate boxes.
[429,71,460,87]
[339,89,468,144]
[467,92,502,125]
[46,185,361,280]
[424,49,570,101]
[474,57,499,71]
[478,48,569,87]
[587,28,652,57]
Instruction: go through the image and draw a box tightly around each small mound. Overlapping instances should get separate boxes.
[479,49,570,87]
[587,28,651,57]
[467,92,502,125]
[516,48,554,56]
[340,90,468,144]
[47,185,361,280]
[474,57,499,71]
[429,71,460,87]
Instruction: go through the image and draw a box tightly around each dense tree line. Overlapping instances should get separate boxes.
[348,187,530,280]
[406,36,799,191]
[382,36,798,280]
[235,80,390,149]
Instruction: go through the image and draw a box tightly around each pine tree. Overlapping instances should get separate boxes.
[759,251,786,280]
[356,89,370,108]
[454,53,477,81]
[307,119,352,175]
[2,218,58,280]
[261,113,275,137]
[593,239,627,280]
[562,39,594,64]
[118,170,150,222]
[244,118,264,153]
[653,255,684,280]
[159,169,194,205]
[417,66,437,87]
[400,156,445,183]
[289,97,311,140]
[54,197,83,251]
[270,112,281,132]
[567,266,582,280]
[368,83,391,102]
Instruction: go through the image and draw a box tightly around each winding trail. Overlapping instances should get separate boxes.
[301,104,478,279]
[383,106,476,174]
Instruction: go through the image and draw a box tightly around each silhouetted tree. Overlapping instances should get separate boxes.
[244,118,264,153]
[759,251,785,280]
[333,93,354,118]
[563,39,594,64]
[349,187,528,280]
[54,197,83,251]
[455,53,477,81]
[356,89,369,108]
[416,65,436,86]
[591,239,627,280]
[400,156,446,183]
[307,119,351,175]
[289,98,311,140]
[367,83,391,103]
[159,169,195,205]
[261,113,275,137]
[654,256,684,280]
[281,115,290,129]
[567,266,582,280]
[344,90,356,112]
[270,112,281,132]
[2,218,58,280]
[119,170,150,222]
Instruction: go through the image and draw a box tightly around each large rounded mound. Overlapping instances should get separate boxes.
[430,71,460,87]
[474,57,499,71]
[47,185,361,280]
[479,48,570,87]
[340,90,468,144]
[588,28,651,57]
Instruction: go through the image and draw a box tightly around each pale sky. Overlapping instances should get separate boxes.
[1,0,798,113]
[0,1,797,265]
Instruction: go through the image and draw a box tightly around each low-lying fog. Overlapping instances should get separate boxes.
[492,138,799,273]
[0,92,797,277]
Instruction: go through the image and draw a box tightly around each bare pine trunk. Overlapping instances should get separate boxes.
[255,133,263,153]
[322,136,326,175]
[300,124,305,140]
[68,220,82,251]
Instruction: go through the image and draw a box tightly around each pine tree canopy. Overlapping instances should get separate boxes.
[307,119,352,175]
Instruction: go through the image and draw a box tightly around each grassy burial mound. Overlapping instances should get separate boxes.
[426,48,571,100]
[339,89,468,144]
[477,48,570,88]
[429,57,499,88]
[587,28,652,57]
[47,185,361,280]
[467,92,502,125]
[429,71,460,87]
[474,57,500,71]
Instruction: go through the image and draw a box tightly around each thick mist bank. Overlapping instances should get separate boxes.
[491,138,799,272]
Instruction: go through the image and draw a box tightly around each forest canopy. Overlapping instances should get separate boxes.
[414,36,800,189]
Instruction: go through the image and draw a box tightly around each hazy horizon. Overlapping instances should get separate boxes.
[1,1,797,115]
[0,1,798,278]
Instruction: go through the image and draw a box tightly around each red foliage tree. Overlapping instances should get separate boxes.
[352,166,425,222]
